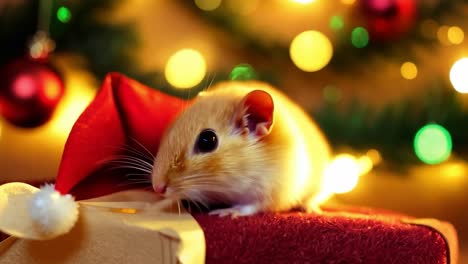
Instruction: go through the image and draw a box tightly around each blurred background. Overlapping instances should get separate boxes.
[0,0,467,261]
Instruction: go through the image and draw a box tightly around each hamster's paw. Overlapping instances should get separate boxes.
[303,198,324,215]
[209,204,258,218]
[305,204,323,215]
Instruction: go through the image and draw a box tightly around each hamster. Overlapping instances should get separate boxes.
[151,81,331,217]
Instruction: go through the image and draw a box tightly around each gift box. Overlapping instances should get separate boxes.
[0,198,458,264]
[0,188,205,264]
[0,73,459,264]
[194,207,458,264]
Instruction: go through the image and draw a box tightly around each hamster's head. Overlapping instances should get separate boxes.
[151,88,275,207]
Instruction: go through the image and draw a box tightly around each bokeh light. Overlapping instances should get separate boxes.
[165,49,207,89]
[330,16,344,31]
[437,25,451,45]
[323,154,361,194]
[341,0,356,4]
[30,42,45,59]
[358,155,373,175]
[290,30,333,72]
[226,0,259,15]
[366,0,394,12]
[49,71,96,137]
[450,57,468,93]
[447,26,464,45]
[291,0,316,4]
[229,64,257,80]
[195,0,222,11]
[400,62,418,80]
[12,75,36,99]
[43,78,63,102]
[414,124,452,165]
[351,27,369,48]
[366,149,382,165]
[57,6,71,23]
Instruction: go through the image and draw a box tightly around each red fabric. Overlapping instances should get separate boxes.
[54,73,189,199]
[194,207,450,264]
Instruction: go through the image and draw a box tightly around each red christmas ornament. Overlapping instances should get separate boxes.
[360,0,417,41]
[0,57,64,128]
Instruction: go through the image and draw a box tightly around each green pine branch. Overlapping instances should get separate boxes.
[312,81,468,166]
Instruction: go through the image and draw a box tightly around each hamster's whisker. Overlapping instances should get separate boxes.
[117,155,154,165]
[177,172,218,181]
[190,200,203,213]
[172,179,235,208]
[125,172,151,179]
[179,184,230,203]
[116,181,151,188]
[188,200,193,213]
[128,137,155,160]
[182,196,207,213]
[112,165,153,174]
[108,162,153,174]
[121,146,153,162]
[125,178,151,183]
[182,179,232,187]
[110,157,154,170]
[194,199,209,211]
[113,144,154,164]
[205,72,216,92]
[172,176,234,189]
[183,196,206,213]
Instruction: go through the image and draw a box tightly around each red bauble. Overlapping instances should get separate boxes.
[360,0,417,41]
[0,57,64,128]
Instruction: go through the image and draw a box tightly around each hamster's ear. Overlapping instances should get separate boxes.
[235,90,274,138]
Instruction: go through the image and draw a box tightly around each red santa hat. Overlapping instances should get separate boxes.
[24,73,189,239]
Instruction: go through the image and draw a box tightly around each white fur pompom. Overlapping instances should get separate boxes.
[29,184,79,238]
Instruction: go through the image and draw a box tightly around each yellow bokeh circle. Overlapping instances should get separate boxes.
[290,30,333,72]
[291,0,316,4]
[322,154,360,194]
[165,49,207,89]
[447,26,464,45]
[400,62,418,80]
[341,0,356,5]
[195,0,222,11]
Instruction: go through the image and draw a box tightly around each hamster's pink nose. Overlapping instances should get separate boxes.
[154,183,167,196]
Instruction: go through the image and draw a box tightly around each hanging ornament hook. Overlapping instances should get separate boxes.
[29,0,55,60]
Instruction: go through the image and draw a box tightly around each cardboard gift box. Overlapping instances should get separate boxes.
[0,188,205,264]
[0,73,459,263]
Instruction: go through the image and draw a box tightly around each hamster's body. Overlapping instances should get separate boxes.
[152,81,331,216]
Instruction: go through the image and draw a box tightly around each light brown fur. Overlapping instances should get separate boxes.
[152,81,331,215]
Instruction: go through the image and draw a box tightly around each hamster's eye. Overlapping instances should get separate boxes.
[195,129,218,153]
